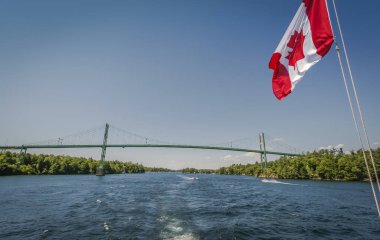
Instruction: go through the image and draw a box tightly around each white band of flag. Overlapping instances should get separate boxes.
[269,0,334,100]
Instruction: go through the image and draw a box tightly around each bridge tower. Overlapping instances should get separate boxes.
[20,145,28,164]
[96,123,109,176]
[20,145,27,155]
[259,133,267,168]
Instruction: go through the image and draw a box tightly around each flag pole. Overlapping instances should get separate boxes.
[329,0,380,216]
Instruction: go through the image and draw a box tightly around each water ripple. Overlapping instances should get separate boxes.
[0,174,379,239]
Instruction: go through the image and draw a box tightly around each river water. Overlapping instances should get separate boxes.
[0,173,379,239]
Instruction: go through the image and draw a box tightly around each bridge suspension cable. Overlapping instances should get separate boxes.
[26,124,106,146]
[264,133,302,155]
[107,125,175,145]
[209,137,256,149]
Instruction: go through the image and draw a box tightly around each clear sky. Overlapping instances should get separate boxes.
[1,0,379,169]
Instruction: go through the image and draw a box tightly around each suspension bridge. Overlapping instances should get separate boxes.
[0,123,301,175]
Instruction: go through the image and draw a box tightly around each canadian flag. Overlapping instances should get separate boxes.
[269,0,334,100]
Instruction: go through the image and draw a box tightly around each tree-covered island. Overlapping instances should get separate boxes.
[1,148,379,181]
[0,151,144,175]
[217,148,380,181]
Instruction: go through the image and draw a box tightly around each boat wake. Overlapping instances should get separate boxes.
[261,179,301,186]
[186,176,199,180]
[177,175,199,180]
[158,215,198,240]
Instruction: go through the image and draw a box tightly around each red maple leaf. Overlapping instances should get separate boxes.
[285,30,305,68]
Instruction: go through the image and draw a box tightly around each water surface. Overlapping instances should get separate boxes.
[0,173,379,239]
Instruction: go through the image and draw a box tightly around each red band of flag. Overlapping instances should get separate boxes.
[269,0,334,100]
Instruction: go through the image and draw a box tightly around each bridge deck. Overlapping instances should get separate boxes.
[0,144,300,156]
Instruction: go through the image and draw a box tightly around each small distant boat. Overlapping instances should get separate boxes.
[189,176,199,180]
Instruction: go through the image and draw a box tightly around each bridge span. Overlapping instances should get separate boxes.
[0,143,300,156]
[0,123,301,176]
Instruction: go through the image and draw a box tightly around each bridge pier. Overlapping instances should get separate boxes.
[96,123,109,176]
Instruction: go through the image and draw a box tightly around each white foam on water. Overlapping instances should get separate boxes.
[43,230,49,233]
[104,222,110,231]
[175,233,198,240]
[177,175,199,180]
[160,231,197,240]
[158,215,198,240]
[261,179,301,186]
[180,176,199,180]
[168,224,183,233]
[157,215,169,222]
[96,199,102,204]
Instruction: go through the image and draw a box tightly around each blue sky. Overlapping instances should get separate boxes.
[1,0,379,169]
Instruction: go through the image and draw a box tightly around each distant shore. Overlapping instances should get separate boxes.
[1,148,379,181]
[183,148,380,182]
[0,152,144,175]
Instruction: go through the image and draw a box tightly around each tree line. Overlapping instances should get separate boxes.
[181,168,215,174]
[145,167,175,172]
[0,151,145,175]
[217,148,380,181]
[2,148,379,180]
